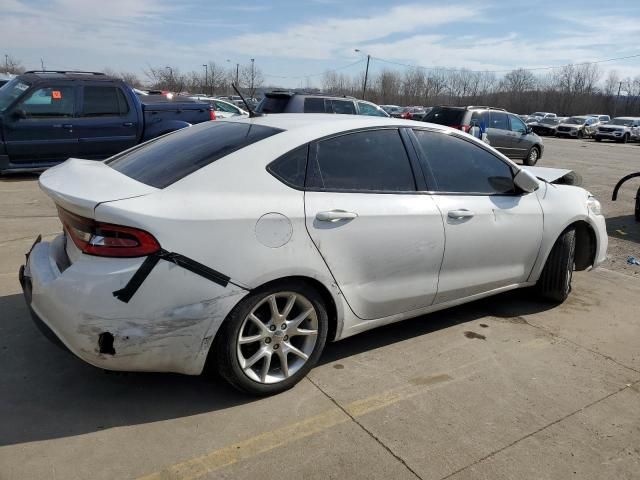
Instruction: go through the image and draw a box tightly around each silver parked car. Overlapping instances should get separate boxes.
[594,117,640,143]
[556,116,600,138]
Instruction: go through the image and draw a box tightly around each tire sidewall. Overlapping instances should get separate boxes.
[524,146,539,166]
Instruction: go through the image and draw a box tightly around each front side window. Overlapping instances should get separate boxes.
[413,129,515,194]
[357,101,386,117]
[0,78,31,112]
[307,129,415,192]
[82,86,129,116]
[214,100,239,114]
[19,86,75,118]
[329,99,356,115]
[489,111,509,130]
[509,115,527,133]
[108,121,282,188]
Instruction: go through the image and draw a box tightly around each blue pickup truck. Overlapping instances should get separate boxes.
[0,70,216,173]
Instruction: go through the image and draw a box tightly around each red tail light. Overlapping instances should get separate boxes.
[209,108,216,121]
[58,207,160,258]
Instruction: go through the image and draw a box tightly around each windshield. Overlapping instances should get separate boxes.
[0,78,31,112]
[565,117,586,125]
[530,112,545,117]
[610,118,634,126]
[540,118,559,125]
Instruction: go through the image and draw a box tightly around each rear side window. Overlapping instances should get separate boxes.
[304,98,327,113]
[413,130,515,194]
[307,129,416,192]
[108,122,282,188]
[82,86,129,116]
[489,111,509,130]
[357,101,387,117]
[328,99,356,115]
[422,108,466,126]
[256,95,290,113]
[267,145,308,188]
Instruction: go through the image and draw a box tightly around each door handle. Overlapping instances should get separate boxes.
[62,124,73,129]
[123,122,134,127]
[316,210,358,222]
[448,209,475,219]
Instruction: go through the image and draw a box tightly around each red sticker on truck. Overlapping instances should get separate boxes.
[52,90,62,99]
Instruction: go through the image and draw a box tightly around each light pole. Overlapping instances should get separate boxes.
[250,58,255,98]
[165,66,173,90]
[4,54,8,73]
[202,64,208,96]
[354,49,371,100]
[226,59,240,87]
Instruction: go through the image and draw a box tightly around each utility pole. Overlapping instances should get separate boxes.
[4,54,8,73]
[613,81,623,117]
[40,58,45,71]
[165,66,173,90]
[354,49,371,100]
[250,58,255,98]
[202,64,208,95]
[235,63,239,86]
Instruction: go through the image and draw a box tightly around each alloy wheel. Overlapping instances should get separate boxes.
[236,292,319,384]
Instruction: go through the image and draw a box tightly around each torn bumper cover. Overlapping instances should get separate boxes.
[19,234,248,375]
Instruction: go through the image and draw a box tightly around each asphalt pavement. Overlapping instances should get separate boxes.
[1,137,639,479]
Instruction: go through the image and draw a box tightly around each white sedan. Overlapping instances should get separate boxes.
[20,115,607,395]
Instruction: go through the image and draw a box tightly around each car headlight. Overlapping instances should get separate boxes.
[587,196,602,215]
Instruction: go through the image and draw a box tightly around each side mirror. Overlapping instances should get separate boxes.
[526,126,533,134]
[12,109,27,120]
[514,169,539,193]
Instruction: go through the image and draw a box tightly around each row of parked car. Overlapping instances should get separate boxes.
[520,112,640,143]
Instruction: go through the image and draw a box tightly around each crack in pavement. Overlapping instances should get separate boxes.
[439,380,640,480]
[306,375,424,480]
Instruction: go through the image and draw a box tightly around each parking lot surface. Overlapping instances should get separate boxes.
[1,137,639,479]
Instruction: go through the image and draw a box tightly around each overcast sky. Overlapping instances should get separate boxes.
[2,0,639,87]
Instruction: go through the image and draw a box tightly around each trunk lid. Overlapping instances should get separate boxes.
[39,158,157,217]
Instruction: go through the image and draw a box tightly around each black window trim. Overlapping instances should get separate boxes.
[408,128,523,197]
[266,143,310,190]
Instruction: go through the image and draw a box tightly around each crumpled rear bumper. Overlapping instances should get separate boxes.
[19,234,247,375]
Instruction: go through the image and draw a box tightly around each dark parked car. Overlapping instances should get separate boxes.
[530,117,562,136]
[255,91,389,117]
[0,71,215,173]
[391,106,428,120]
[422,106,544,165]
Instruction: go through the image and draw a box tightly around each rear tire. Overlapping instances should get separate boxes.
[595,137,602,142]
[536,229,576,303]
[214,280,328,396]
[618,133,629,144]
[524,146,540,166]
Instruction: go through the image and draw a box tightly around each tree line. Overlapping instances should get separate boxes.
[4,53,639,116]
[322,63,640,116]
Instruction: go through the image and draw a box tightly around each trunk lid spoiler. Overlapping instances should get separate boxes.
[39,158,157,217]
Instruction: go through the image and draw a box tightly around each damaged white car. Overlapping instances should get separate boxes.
[20,115,608,395]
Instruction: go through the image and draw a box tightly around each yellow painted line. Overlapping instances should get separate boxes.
[137,374,452,480]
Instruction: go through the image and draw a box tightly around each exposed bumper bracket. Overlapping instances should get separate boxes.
[113,249,244,303]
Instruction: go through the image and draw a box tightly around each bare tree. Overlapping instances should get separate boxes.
[240,61,264,99]
[3,54,24,74]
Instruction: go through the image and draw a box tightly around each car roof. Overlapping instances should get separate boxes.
[18,70,119,83]
[222,113,446,133]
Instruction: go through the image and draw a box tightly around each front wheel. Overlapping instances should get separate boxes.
[577,130,584,139]
[214,281,328,395]
[524,146,540,166]
[618,133,629,144]
[536,229,576,303]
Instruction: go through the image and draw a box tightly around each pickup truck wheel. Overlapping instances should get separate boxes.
[536,229,576,303]
[524,146,540,166]
[214,281,328,396]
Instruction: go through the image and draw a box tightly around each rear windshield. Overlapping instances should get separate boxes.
[256,95,291,113]
[422,108,465,126]
[107,121,282,188]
